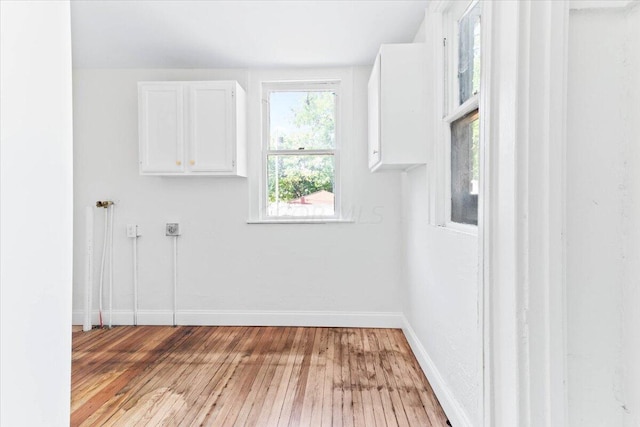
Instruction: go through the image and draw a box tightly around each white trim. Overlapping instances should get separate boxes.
[429,9,446,226]
[442,221,478,236]
[570,0,635,10]
[246,218,354,225]
[261,80,341,221]
[436,0,482,229]
[247,68,354,224]
[443,94,480,124]
[478,0,493,424]
[72,310,404,329]
[402,317,472,427]
[482,1,570,425]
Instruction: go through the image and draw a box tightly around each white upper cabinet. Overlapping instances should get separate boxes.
[138,81,247,176]
[188,83,233,173]
[368,43,428,172]
[368,55,382,169]
[138,83,185,173]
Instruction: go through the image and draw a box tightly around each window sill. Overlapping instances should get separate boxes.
[247,218,354,225]
[438,221,478,236]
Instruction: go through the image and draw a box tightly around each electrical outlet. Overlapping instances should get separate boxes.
[166,223,180,236]
[127,224,141,238]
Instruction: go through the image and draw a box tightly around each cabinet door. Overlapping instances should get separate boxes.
[138,83,184,173]
[187,83,234,173]
[368,54,382,169]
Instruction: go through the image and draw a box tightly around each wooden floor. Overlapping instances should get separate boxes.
[71,326,449,426]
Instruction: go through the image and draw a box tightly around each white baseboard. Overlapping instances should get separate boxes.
[402,316,473,427]
[72,309,404,329]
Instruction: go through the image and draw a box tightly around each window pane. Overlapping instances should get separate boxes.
[269,91,336,150]
[267,154,335,217]
[458,2,482,105]
[451,111,479,225]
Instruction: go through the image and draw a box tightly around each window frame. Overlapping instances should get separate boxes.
[441,0,482,233]
[260,80,342,222]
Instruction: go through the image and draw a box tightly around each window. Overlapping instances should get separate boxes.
[445,0,482,227]
[451,111,479,224]
[457,2,482,106]
[262,82,340,219]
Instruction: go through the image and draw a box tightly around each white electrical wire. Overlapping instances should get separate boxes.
[133,236,138,326]
[84,207,94,332]
[98,207,108,328]
[173,236,178,327]
[108,203,115,329]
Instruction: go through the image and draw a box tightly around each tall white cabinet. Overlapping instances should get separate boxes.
[368,44,428,172]
[138,81,247,176]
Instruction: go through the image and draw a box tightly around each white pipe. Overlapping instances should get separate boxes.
[108,203,115,329]
[133,236,138,326]
[98,207,108,328]
[84,207,94,332]
[173,236,178,327]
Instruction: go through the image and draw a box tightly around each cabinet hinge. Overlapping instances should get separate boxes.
[232,160,235,167]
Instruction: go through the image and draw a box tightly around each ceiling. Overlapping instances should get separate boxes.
[70,0,428,69]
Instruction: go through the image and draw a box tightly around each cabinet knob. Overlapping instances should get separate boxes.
[373,150,379,154]
[176,160,182,166]
[189,160,195,166]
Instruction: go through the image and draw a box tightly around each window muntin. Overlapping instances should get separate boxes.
[263,83,339,219]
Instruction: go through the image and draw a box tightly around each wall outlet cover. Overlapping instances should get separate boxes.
[166,223,180,236]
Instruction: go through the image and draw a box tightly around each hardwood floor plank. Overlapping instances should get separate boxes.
[172,326,257,426]
[209,326,277,426]
[72,326,190,426]
[364,329,401,427]
[354,329,379,427]
[286,328,317,427]
[72,327,175,418]
[331,328,344,427]
[91,327,213,427]
[71,326,448,427]
[188,326,266,426]
[269,327,310,427]
[381,329,432,426]
[320,328,335,427]
[159,327,240,425]
[362,329,393,427]
[233,327,292,426]
[340,328,355,427]
[72,326,154,393]
[348,328,366,426]
[245,327,296,426]
[299,327,326,427]
[132,327,229,426]
[367,329,411,427]
[391,330,449,427]
[78,327,200,427]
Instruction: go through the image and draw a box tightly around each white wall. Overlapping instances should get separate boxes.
[622,4,640,426]
[72,67,404,325]
[399,11,480,427]
[566,4,640,426]
[401,169,480,424]
[0,1,74,425]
